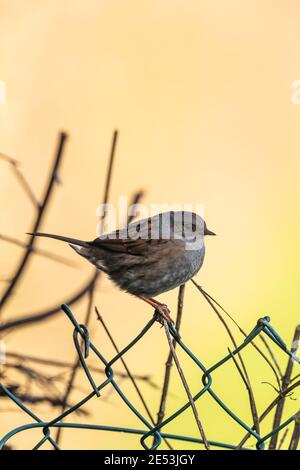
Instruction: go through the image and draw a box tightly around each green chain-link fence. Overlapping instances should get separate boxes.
[0,303,299,450]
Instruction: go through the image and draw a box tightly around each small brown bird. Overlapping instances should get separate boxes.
[29,211,215,323]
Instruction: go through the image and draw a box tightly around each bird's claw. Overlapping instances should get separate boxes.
[153,307,181,342]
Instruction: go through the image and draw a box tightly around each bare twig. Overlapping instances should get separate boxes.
[101,130,118,212]
[0,153,39,206]
[54,130,119,445]
[236,379,300,448]
[0,132,68,313]
[0,153,18,165]
[0,272,97,334]
[55,288,96,444]
[277,428,289,450]
[192,280,260,434]
[0,185,144,336]
[95,306,153,418]
[228,347,259,432]
[94,306,170,446]
[127,191,145,224]
[290,373,300,384]
[192,282,282,389]
[0,383,88,414]
[0,134,146,342]
[1,362,88,415]
[1,392,87,412]
[153,284,185,447]
[258,333,283,380]
[269,325,300,449]
[163,319,210,450]
[288,411,300,450]
[6,352,154,383]
[4,362,60,390]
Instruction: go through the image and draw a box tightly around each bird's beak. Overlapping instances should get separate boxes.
[205,228,216,236]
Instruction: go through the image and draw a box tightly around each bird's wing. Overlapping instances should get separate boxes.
[91,216,171,255]
[90,237,169,255]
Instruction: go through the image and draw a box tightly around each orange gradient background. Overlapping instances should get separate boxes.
[0,0,299,449]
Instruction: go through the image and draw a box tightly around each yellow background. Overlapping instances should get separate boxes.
[0,0,299,449]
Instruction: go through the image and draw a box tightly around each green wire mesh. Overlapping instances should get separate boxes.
[0,303,299,451]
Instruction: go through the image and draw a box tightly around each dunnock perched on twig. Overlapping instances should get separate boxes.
[28,211,215,324]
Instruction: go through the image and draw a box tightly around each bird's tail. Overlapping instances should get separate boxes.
[27,232,90,248]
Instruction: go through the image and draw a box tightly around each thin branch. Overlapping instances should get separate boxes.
[0,153,18,165]
[101,130,118,213]
[0,381,88,415]
[55,288,95,445]
[94,306,171,447]
[96,129,118,237]
[290,373,300,384]
[269,325,300,449]
[3,363,76,405]
[163,319,210,450]
[95,306,152,417]
[0,189,144,335]
[0,272,97,333]
[153,284,185,447]
[192,280,260,434]
[258,333,283,380]
[0,153,38,206]
[228,347,259,432]
[236,379,300,448]
[6,352,154,384]
[0,234,77,267]
[277,428,289,450]
[11,164,40,207]
[0,391,87,411]
[127,191,145,224]
[192,282,282,389]
[0,132,68,313]
[288,411,300,450]
[54,130,119,445]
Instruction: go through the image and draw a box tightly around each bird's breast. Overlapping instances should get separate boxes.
[110,241,205,298]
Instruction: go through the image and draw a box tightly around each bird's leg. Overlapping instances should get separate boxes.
[137,296,174,325]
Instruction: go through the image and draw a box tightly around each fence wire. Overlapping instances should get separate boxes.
[0,303,299,451]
